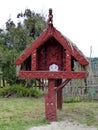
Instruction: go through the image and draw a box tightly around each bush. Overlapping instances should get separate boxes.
[0,85,44,98]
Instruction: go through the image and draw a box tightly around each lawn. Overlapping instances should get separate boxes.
[0,98,48,130]
[0,97,98,130]
[58,101,98,128]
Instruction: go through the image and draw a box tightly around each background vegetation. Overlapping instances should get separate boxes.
[0,84,44,98]
[0,9,46,87]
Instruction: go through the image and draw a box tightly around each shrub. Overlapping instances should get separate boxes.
[0,85,44,98]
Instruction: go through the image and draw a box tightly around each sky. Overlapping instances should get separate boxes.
[0,0,98,58]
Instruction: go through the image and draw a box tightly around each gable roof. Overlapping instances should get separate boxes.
[14,25,89,66]
[14,8,89,66]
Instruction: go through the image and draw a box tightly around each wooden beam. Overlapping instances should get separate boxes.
[19,71,87,79]
[56,79,62,110]
[55,79,71,91]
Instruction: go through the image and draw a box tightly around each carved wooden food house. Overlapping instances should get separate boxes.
[14,9,89,121]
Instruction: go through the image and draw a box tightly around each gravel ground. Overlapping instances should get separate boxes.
[28,121,97,130]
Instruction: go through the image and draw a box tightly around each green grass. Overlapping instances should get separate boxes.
[0,98,49,130]
[58,101,98,128]
[0,98,98,130]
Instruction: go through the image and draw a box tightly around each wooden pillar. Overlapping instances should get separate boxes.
[31,50,36,71]
[66,50,71,71]
[45,79,56,121]
[56,79,62,110]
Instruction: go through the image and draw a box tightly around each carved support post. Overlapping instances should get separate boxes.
[56,79,62,110]
[45,79,56,121]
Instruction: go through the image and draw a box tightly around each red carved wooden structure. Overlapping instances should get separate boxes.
[14,9,89,121]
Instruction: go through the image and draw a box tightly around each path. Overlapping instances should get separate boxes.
[28,121,97,130]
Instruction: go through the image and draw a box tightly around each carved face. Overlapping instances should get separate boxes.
[49,64,58,71]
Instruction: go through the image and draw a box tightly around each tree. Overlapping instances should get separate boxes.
[0,9,47,86]
[17,9,47,38]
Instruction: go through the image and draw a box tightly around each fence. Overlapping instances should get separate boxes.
[63,83,98,100]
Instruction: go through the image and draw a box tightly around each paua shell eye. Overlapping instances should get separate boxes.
[49,64,58,71]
